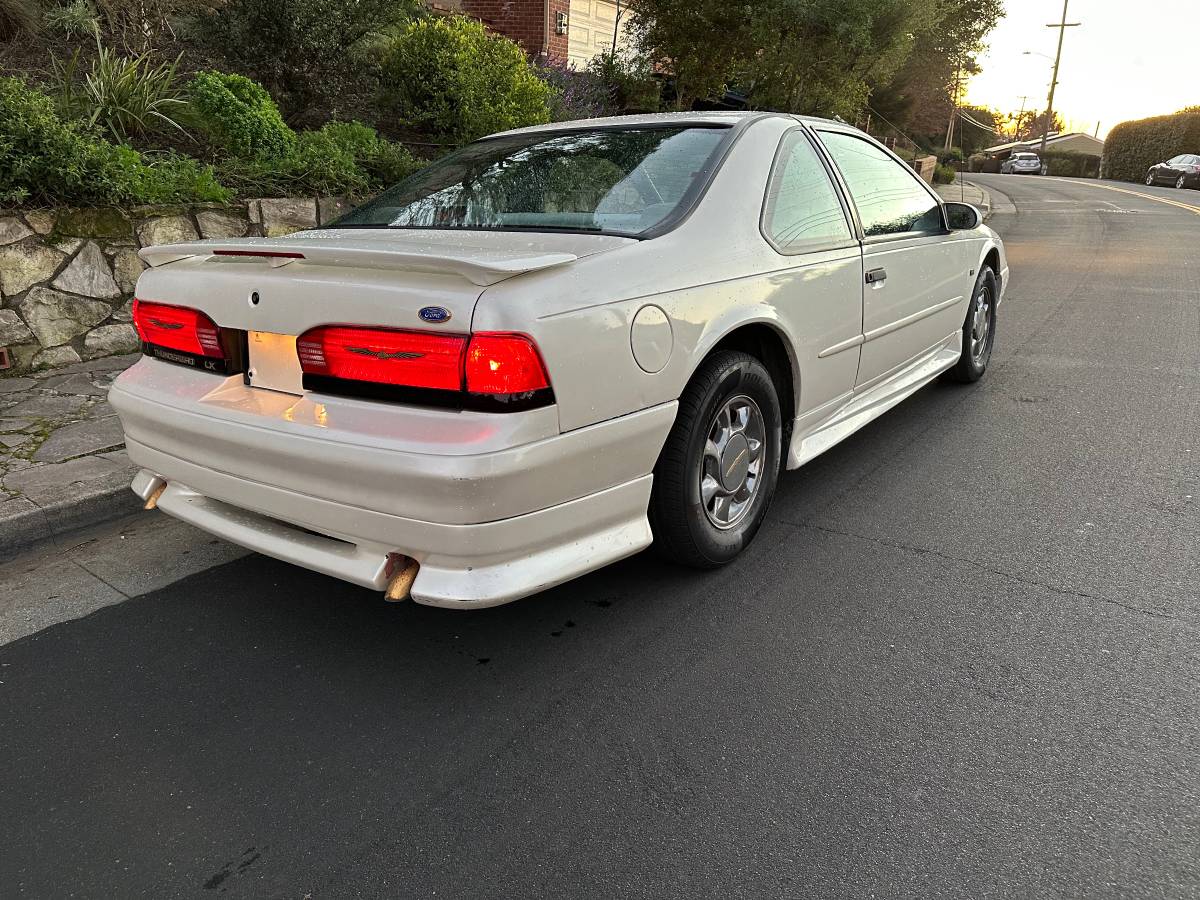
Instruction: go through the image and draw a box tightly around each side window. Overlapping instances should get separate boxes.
[762,131,853,253]
[819,131,944,238]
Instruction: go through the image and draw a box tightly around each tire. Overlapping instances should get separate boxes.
[1146,170,1157,185]
[1176,175,1187,190]
[947,267,997,383]
[649,350,782,568]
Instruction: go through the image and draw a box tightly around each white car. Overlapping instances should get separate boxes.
[1000,151,1045,175]
[111,112,1007,608]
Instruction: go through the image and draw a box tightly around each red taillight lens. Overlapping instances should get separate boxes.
[132,299,223,358]
[296,326,552,403]
[297,325,468,391]
[464,333,550,395]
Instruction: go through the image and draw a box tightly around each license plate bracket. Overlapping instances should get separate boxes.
[247,331,304,395]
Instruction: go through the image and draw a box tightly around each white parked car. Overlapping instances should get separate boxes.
[111,112,1008,608]
[1000,151,1045,175]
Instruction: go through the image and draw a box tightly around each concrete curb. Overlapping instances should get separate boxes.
[0,475,140,563]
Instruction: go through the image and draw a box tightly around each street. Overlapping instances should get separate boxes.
[1,175,1197,898]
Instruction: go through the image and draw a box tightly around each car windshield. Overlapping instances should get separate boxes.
[332,126,729,237]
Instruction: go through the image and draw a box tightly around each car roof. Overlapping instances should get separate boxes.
[486,110,843,139]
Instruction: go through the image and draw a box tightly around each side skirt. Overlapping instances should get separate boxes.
[786,331,962,469]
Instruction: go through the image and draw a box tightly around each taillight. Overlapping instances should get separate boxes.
[297,325,467,391]
[132,299,223,358]
[464,333,550,395]
[295,325,553,409]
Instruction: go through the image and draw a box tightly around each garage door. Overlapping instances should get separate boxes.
[568,0,630,68]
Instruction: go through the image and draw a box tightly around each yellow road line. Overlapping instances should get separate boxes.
[1041,177,1200,216]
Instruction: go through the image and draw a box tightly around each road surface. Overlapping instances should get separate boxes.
[1,174,1197,898]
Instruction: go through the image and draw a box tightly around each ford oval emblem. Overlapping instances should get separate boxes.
[419,306,452,323]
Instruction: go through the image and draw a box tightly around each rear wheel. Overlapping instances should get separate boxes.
[650,351,782,568]
[948,267,997,383]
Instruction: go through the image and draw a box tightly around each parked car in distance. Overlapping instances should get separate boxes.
[1145,154,1200,189]
[1000,151,1046,175]
[110,112,1008,609]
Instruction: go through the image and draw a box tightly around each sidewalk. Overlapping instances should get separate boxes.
[935,178,992,219]
[0,354,140,560]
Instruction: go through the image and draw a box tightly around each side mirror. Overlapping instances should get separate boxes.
[944,201,982,230]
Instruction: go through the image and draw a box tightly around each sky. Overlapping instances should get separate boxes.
[965,0,1196,138]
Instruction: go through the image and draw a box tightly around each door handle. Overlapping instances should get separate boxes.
[865,268,887,285]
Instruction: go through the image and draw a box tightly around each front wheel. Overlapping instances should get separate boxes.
[1176,175,1187,190]
[1146,171,1157,185]
[947,268,997,383]
[650,351,782,568]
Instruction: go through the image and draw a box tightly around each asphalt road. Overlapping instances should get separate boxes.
[1,175,1198,899]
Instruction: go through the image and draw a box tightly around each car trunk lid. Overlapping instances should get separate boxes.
[134,229,633,395]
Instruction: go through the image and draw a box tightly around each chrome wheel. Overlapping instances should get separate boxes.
[970,285,993,366]
[701,394,766,530]
[1177,175,1187,190]
[1146,171,1156,185]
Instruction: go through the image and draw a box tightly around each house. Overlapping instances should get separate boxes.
[982,132,1105,160]
[426,0,632,68]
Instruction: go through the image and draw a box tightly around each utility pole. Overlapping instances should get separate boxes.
[1014,95,1031,140]
[1040,0,1081,156]
[944,62,963,152]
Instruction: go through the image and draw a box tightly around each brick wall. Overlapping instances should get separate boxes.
[457,0,570,64]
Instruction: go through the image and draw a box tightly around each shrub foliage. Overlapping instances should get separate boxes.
[1101,111,1200,182]
[188,70,296,159]
[0,76,227,206]
[379,16,552,142]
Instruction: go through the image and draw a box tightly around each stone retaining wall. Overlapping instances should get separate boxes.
[0,197,351,375]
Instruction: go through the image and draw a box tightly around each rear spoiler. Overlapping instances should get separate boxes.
[138,239,578,286]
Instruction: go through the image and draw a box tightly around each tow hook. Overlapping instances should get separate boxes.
[384,555,420,602]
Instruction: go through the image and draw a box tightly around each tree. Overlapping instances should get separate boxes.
[955,104,1000,154]
[1000,108,1064,142]
[191,0,421,121]
[623,0,752,109]
[870,0,1004,146]
[740,0,939,118]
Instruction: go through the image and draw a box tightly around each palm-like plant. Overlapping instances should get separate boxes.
[52,41,186,143]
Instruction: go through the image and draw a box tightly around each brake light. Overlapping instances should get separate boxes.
[132,299,223,358]
[297,325,468,391]
[295,325,552,405]
[464,333,550,395]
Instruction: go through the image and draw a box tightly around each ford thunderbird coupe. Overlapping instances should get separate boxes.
[110,112,1007,608]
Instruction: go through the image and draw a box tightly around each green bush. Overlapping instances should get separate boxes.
[1101,111,1200,182]
[189,0,418,117]
[0,76,228,206]
[1040,150,1100,179]
[586,50,660,113]
[378,16,552,142]
[216,121,421,197]
[933,162,958,184]
[188,71,296,159]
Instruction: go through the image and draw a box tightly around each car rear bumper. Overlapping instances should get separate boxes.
[110,359,676,607]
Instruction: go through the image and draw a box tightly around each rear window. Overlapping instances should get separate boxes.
[332,126,729,237]
[1014,153,1039,160]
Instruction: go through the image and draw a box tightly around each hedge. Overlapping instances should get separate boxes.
[1101,111,1200,182]
[1040,151,1100,178]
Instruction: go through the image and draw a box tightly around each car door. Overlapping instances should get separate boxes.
[815,128,971,388]
[759,127,863,423]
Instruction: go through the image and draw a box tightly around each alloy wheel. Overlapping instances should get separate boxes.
[701,395,766,530]
[970,285,993,366]
[1177,176,1187,190]
[1146,171,1156,185]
